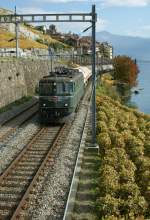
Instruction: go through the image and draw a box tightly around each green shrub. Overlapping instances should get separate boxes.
[96,194,121,218]
[97,132,112,149]
[120,195,147,217]
[97,111,108,122]
[97,82,120,101]
[96,95,150,219]
[97,121,108,133]
[99,165,119,195]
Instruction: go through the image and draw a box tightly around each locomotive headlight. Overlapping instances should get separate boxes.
[64,103,68,107]
[43,103,46,106]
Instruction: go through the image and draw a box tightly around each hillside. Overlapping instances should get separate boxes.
[23,24,70,49]
[0,28,70,50]
[96,31,150,60]
[0,8,70,50]
[0,29,47,49]
[0,8,12,14]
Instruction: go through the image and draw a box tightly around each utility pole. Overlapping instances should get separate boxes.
[15,6,19,58]
[92,5,96,144]
[48,46,53,73]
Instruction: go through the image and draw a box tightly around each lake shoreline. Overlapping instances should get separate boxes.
[130,62,150,114]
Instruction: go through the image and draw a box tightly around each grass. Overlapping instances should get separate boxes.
[71,150,100,220]
[101,72,115,85]
[0,29,47,49]
[97,81,121,101]
[0,26,71,50]
[97,73,121,102]
[0,96,32,114]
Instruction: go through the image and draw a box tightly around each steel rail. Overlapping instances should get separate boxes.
[11,124,66,220]
[0,127,45,180]
[0,124,66,220]
[0,102,38,142]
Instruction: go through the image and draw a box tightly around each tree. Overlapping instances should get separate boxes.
[113,56,139,88]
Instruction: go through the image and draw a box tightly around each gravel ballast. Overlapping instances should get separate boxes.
[0,116,40,174]
[25,88,91,220]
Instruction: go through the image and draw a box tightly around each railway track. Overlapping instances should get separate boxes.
[0,102,38,142]
[0,124,66,220]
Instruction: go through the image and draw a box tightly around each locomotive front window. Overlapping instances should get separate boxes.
[66,83,74,93]
[56,82,73,95]
[56,83,65,94]
[39,82,55,95]
[39,82,74,96]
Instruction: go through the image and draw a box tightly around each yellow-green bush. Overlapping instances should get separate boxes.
[96,95,150,219]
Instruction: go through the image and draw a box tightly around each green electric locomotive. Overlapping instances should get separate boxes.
[39,67,85,123]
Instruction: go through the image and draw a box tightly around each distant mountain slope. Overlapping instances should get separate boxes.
[96,31,150,60]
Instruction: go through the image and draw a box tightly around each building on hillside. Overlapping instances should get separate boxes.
[46,25,63,41]
[47,24,57,35]
[77,36,91,55]
[35,25,47,34]
[98,42,113,59]
[77,37,110,58]
[63,33,79,48]
[46,25,113,59]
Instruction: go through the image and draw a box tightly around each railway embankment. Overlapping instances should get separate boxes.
[70,150,99,220]
[0,96,38,126]
[63,101,99,220]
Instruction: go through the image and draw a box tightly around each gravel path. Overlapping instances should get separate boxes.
[0,116,40,174]
[25,88,91,220]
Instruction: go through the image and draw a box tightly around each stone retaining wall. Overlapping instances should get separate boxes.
[0,58,53,108]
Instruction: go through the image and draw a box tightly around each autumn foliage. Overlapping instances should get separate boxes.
[96,95,150,219]
[113,56,139,87]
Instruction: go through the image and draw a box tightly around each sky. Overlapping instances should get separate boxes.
[1,0,150,38]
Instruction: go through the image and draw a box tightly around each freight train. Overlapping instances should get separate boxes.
[39,66,91,123]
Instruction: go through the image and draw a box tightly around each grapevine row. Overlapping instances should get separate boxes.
[96,95,150,219]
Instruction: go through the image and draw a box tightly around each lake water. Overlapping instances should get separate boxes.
[131,62,150,114]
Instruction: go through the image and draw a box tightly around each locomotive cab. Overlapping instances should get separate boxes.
[39,67,84,123]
